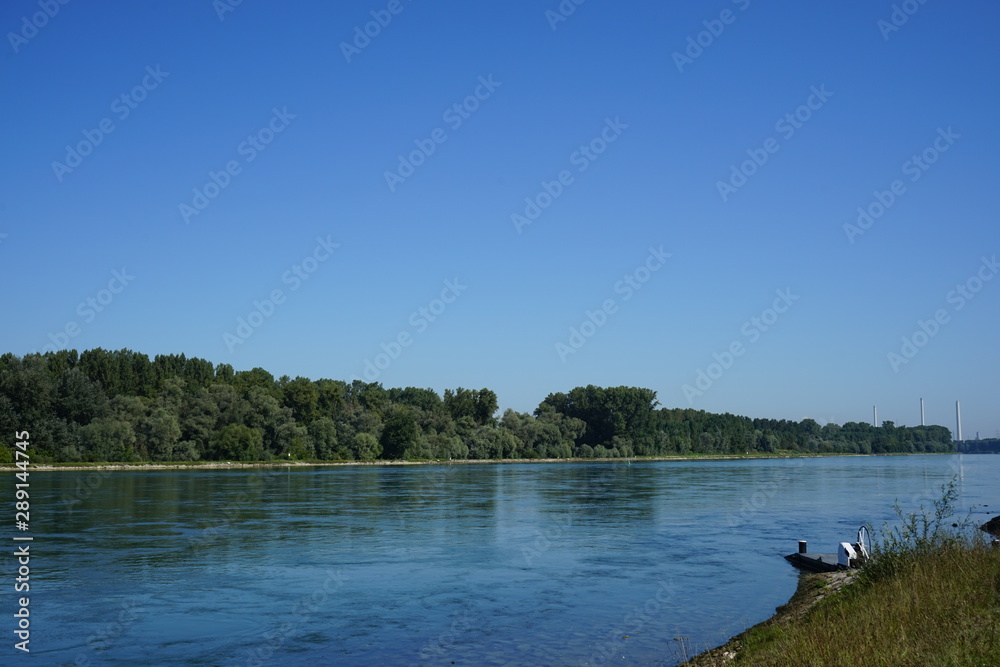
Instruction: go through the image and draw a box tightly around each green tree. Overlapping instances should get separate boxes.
[210,384,249,426]
[539,385,657,448]
[0,354,55,426]
[276,420,313,460]
[0,396,17,454]
[144,408,182,461]
[156,376,187,412]
[352,382,388,418]
[55,367,109,424]
[444,387,499,426]
[473,388,499,426]
[282,377,319,423]
[179,387,220,457]
[315,379,346,417]
[42,349,79,379]
[380,409,418,460]
[351,432,382,461]
[244,388,292,455]
[308,418,341,459]
[173,440,201,461]
[211,424,264,461]
[388,387,443,414]
[232,367,278,398]
[214,363,235,384]
[182,357,215,388]
[80,417,137,462]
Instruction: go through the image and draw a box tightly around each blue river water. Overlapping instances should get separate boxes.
[12,454,999,665]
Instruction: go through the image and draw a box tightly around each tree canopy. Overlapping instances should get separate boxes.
[0,349,956,464]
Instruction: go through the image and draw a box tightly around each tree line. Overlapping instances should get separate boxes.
[957,439,1000,454]
[0,349,956,464]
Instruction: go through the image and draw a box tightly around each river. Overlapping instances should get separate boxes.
[19,454,998,665]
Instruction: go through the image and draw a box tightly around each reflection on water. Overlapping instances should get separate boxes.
[24,455,998,665]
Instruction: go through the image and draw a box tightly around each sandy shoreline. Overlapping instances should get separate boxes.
[6,452,874,471]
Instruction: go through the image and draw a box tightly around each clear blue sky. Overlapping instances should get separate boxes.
[2,0,997,438]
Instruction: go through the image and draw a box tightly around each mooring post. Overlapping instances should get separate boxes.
[798,540,807,554]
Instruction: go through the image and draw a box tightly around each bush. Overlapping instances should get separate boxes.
[863,478,980,585]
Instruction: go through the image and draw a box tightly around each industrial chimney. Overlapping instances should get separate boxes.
[955,401,963,443]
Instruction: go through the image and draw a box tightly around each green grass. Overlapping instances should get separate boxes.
[739,541,1000,665]
[734,481,1000,666]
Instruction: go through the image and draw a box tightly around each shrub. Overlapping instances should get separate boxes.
[862,477,981,585]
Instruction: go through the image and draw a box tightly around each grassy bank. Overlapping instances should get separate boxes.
[740,543,998,665]
[687,485,1000,666]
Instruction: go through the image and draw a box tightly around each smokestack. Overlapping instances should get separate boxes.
[956,401,962,442]
[873,405,878,428]
[920,398,925,426]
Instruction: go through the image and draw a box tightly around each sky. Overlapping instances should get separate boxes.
[1,0,998,439]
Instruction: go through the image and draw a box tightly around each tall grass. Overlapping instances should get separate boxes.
[860,479,977,584]
[735,481,1000,665]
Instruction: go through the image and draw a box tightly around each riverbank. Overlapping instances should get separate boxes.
[683,538,1000,665]
[5,451,883,471]
[681,569,858,666]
